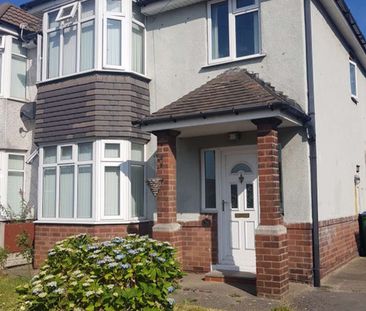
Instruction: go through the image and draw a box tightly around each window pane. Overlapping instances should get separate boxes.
[246,183,254,209]
[63,25,77,75]
[12,39,27,56]
[235,11,259,57]
[132,23,145,74]
[131,143,144,161]
[237,0,256,8]
[0,53,2,93]
[8,155,24,170]
[61,146,73,161]
[204,150,216,209]
[48,11,60,29]
[131,164,144,217]
[211,1,229,59]
[44,146,57,164]
[43,167,56,217]
[107,19,122,66]
[78,142,93,161]
[231,184,238,209]
[80,20,95,71]
[78,165,92,218]
[350,62,357,96]
[81,0,95,19]
[107,0,122,12]
[59,166,74,218]
[11,56,27,99]
[47,30,60,78]
[7,171,24,214]
[105,143,120,158]
[104,166,120,216]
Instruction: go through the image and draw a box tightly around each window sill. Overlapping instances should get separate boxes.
[202,53,266,69]
[37,69,152,85]
[34,219,152,225]
[0,96,30,104]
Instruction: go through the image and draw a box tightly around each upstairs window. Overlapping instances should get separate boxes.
[349,60,358,100]
[208,0,260,63]
[11,39,27,99]
[45,0,96,79]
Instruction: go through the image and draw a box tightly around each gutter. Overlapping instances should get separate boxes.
[133,102,310,127]
[304,0,321,288]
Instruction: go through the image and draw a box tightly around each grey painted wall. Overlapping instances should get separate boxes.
[311,1,366,220]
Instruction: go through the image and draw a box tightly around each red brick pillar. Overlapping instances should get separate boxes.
[253,118,289,299]
[152,130,182,261]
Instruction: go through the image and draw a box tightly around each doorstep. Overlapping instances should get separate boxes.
[204,270,256,285]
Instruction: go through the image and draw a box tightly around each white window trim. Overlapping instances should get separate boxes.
[0,152,26,218]
[207,0,261,65]
[350,60,358,101]
[131,15,146,75]
[56,2,78,22]
[39,139,147,223]
[200,148,219,213]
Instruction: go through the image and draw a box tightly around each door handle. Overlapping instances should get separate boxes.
[222,200,227,211]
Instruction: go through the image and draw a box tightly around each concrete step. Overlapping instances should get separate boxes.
[204,270,256,285]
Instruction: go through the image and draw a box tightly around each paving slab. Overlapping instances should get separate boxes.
[174,257,366,311]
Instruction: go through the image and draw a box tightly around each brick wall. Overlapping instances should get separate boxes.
[319,216,359,277]
[34,222,153,268]
[179,214,217,273]
[287,223,313,284]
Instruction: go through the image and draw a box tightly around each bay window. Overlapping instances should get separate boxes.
[39,140,146,222]
[42,0,146,80]
[7,154,25,214]
[208,0,261,63]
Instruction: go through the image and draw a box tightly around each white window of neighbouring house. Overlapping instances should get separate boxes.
[0,37,3,96]
[350,60,358,100]
[39,140,146,222]
[208,0,260,63]
[7,154,25,214]
[201,149,217,211]
[11,39,27,99]
[42,0,146,81]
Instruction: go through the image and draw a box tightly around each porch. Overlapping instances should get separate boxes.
[136,69,310,299]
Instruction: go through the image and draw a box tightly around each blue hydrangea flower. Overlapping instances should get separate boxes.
[46,281,57,288]
[120,263,131,269]
[112,237,124,244]
[113,249,121,254]
[108,262,118,268]
[150,252,157,257]
[97,259,106,265]
[157,257,166,263]
[167,298,175,306]
[128,249,138,255]
[167,286,175,293]
[115,254,125,261]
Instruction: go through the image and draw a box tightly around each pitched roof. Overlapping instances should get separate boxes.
[0,3,40,33]
[137,69,308,126]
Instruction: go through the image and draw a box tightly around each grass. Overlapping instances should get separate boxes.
[0,273,30,311]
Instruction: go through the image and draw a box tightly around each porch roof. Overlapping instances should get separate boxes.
[134,69,309,134]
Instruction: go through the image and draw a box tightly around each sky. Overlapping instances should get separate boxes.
[5,0,366,37]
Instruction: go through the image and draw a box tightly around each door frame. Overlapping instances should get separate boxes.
[210,145,259,272]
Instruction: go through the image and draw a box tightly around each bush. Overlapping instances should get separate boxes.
[17,234,183,310]
[0,247,8,270]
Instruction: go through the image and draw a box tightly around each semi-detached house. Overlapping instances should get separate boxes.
[1,0,365,298]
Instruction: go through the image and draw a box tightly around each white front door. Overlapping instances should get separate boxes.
[218,148,259,273]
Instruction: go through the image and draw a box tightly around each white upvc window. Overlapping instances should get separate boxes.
[349,60,358,101]
[0,152,25,218]
[44,0,96,79]
[39,140,146,223]
[207,0,261,63]
[201,149,218,212]
[40,142,94,219]
[0,36,3,97]
[41,0,146,81]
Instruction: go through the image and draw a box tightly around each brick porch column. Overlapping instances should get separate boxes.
[252,118,289,299]
[152,130,182,261]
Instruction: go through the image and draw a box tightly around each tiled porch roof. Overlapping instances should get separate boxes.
[136,69,309,126]
[0,3,40,32]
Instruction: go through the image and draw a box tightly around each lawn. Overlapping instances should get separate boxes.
[0,273,216,311]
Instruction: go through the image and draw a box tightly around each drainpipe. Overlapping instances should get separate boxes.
[304,0,321,288]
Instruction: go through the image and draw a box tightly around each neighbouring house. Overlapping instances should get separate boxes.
[0,4,39,266]
[18,0,366,299]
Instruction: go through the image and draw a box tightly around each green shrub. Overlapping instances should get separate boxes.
[17,234,183,310]
[0,246,8,270]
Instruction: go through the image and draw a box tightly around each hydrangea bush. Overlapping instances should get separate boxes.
[17,234,183,310]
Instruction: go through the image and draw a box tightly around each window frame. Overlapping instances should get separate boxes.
[43,1,97,80]
[39,142,95,221]
[349,59,358,101]
[201,148,219,213]
[207,0,262,65]
[10,38,28,100]
[55,2,78,22]
[131,2,146,76]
